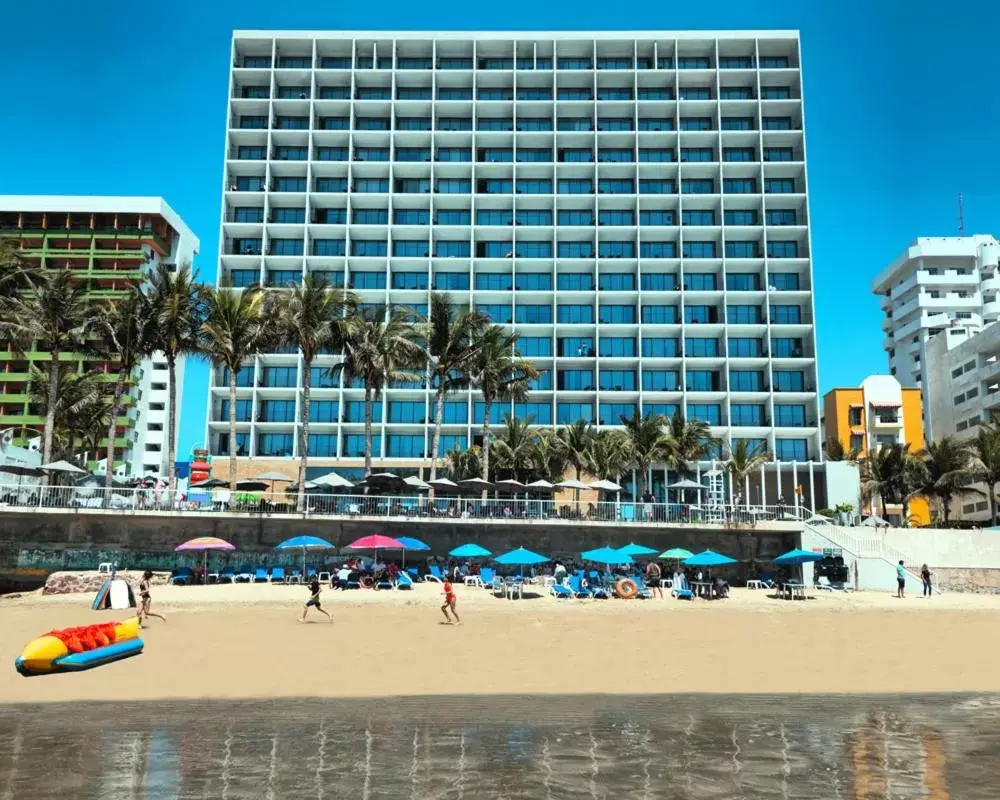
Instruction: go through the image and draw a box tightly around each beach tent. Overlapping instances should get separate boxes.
[92,576,136,611]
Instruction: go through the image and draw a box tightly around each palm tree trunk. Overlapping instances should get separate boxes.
[228,371,238,491]
[363,384,374,477]
[990,480,998,526]
[881,492,888,521]
[297,359,312,512]
[41,348,60,485]
[105,365,128,491]
[480,394,492,500]
[166,353,178,495]
[943,496,951,525]
[902,498,910,528]
[637,461,648,506]
[428,387,446,500]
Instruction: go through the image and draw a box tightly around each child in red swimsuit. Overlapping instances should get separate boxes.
[441,579,461,624]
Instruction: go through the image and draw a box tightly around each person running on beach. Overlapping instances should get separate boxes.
[300,579,332,623]
[137,570,166,626]
[441,578,461,624]
[896,560,906,598]
[646,560,664,598]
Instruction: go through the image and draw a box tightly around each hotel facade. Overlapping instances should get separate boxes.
[209,30,828,508]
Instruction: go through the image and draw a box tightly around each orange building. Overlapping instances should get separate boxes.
[823,375,929,526]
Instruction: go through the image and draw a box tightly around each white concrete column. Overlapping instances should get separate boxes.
[792,460,799,514]
[808,462,816,513]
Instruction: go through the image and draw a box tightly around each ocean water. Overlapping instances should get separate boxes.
[0,695,996,798]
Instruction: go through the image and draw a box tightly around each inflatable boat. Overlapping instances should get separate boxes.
[15,617,143,676]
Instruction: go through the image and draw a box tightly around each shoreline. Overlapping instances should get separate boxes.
[3,584,1000,703]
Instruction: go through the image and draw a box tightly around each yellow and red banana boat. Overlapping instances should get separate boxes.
[15,617,143,676]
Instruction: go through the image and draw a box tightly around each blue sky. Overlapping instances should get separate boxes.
[2,1,997,458]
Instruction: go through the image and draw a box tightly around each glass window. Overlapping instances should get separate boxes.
[763,117,793,131]
[233,207,264,223]
[646,404,679,418]
[479,148,514,163]
[770,305,802,324]
[765,178,796,194]
[519,336,553,357]
[772,338,803,357]
[726,241,760,258]
[440,401,468,425]
[727,305,762,324]
[723,179,756,194]
[642,369,679,390]
[679,88,711,100]
[315,178,348,192]
[304,434,336,457]
[266,269,300,287]
[638,148,675,163]
[731,403,765,426]
[557,88,591,100]
[599,241,635,258]
[598,179,634,194]
[262,366,296,388]
[680,148,713,163]
[774,405,807,427]
[642,337,679,357]
[433,272,470,290]
[516,305,552,323]
[396,117,433,131]
[355,116,390,130]
[641,273,678,290]
[719,56,754,69]
[558,210,594,226]
[599,369,636,390]
[517,118,553,132]
[386,435,426,458]
[350,240,387,257]
[243,56,271,68]
[766,209,797,226]
[769,273,800,290]
[638,88,673,100]
[517,88,552,100]
[763,147,795,162]
[599,304,636,324]
[477,304,512,323]
[434,241,471,258]
[557,272,594,290]
[438,116,473,131]
[438,57,473,69]
[356,87,391,100]
[558,242,595,258]
[307,399,339,424]
[557,403,594,424]
[558,304,594,324]
[774,439,807,461]
[239,115,268,129]
[257,433,293,456]
[726,273,761,291]
[723,147,755,162]
[272,207,305,223]
[343,400,382,423]
[773,371,805,391]
[684,305,716,323]
[320,117,349,130]
[318,86,351,99]
[478,241,513,258]
[481,178,512,194]
[516,241,553,258]
[221,366,255,388]
[687,404,721,425]
[218,399,252,422]
[397,87,433,100]
[721,117,753,130]
[639,179,675,194]
[274,177,307,192]
[681,210,715,226]
[599,337,636,357]
[683,241,717,258]
[342,434,381,457]
[560,148,594,162]
[313,239,346,256]
[600,403,636,426]
[233,237,261,254]
[641,305,678,324]
[437,178,471,193]
[558,117,594,131]
[270,239,304,256]
[515,272,552,290]
[388,401,426,424]
[598,210,634,226]
[390,209,427,225]
[259,399,296,422]
[640,242,677,258]
[513,402,552,424]
[728,337,763,357]
[237,145,266,160]
[767,241,799,258]
[730,370,764,391]
[434,209,471,225]
[686,370,719,391]
[350,270,386,289]
[353,178,388,193]
[230,269,259,287]
[761,86,792,99]
[478,117,514,131]
[516,179,553,194]
[679,117,712,132]
[677,57,711,69]
[475,273,513,291]
[638,118,674,131]
[597,118,632,132]
[558,179,593,194]
[473,402,507,424]
[639,211,675,227]
[392,271,429,288]
[598,273,635,291]
[685,337,719,357]
[476,210,513,226]
[436,147,472,162]
[719,86,753,99]
[599,148,634,163]
[515,209,553,226]
[724,210,758,225]
[307,367,338,389]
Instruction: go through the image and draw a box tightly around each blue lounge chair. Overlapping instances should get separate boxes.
[587,571,610,599]
[171,567,193,585]
[270,567,286,584]
[235,564,253,583]
[253,567,269,583]
[568,574,593,598]
[406,567,421,581]
[376,574,394,590]
[426,565,444,583]
[479,568,495,587]
[550,583,574,599]
[632,576,654,599]
[219,566,236,583]
[396,572,414,590]
[491,576,506,597]
[671,574,694,600]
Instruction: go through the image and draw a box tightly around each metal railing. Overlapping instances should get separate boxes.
[0,483,808,525]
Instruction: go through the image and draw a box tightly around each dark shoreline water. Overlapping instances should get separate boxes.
[2,694,997,798]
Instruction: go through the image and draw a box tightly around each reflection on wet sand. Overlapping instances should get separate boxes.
[0,695,994,799]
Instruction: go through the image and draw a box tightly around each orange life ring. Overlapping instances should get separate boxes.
[615,578,639,600]
[360,576,375,589]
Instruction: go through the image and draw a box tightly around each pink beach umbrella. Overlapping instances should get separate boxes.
[174,536,236,585]
[346,534,405,571]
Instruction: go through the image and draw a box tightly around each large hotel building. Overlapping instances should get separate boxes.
[210,30,825,505]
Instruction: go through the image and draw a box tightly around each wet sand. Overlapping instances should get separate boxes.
[2,583,999,702]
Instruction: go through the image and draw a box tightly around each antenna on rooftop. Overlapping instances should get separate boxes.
[958,192,965,236]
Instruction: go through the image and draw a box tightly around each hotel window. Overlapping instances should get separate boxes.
[233,207,264,223]
[726,273,761,291]
[351,240,387,257]
[760,56,791,68]
[764,147,795,162]
[728,337,763,357]
[352,209,387,225]
[727,305,762,324]
[599,179,634,194]
[353,178,388,193]
[647,404,680,418]
[558,272,595,290]
[719,56,754,69]
[273,177,306,192]
[773,371,805,391]
[719,86,753,99]
[766,209,798,226]
[222,366,255,388]
[237,145,266,160]
[640,210,675,226]
[767,241,799,258]
[276,116,309,129]
[307,434,337,457]
[642,370,679,390]
[642,337,680,357]
[438,57,473,69]
[387,435,426,458]
[685,337,720,357]
[436,148,472,163]
[477,210,513,226]
[638,148,675,162]
[259,399,296,423]
[397,87,432,100]
[476,273,513,291]
[687,404,721,425]
[392,271,429,288]
[516,209,553,226]
[356,87,391,100]
[597,58,633,70]
[729,370,764,392]
[723,148,755,163]
[681,210,715,226]
[230,269,259,287]
[272,208,305,224]
[772,338,803,357]
[434,209,470,225]
[687,370,720,391]
[558,179,593,194]
[350,271,386,289]
[638,88,673,100]
[316,146,348,161]
[318,86,351,99]
[638,118,674,131]
[270,239,304,256]
[639,179,675,194]
[397,117,432,131]
[516,179,553,194]
[266,270,300,287]
[724,210,758,225]
[763,117,793,131]
[640,242,677,258]
[597,87,633,100]
[599,241,635,258]
[480,148,514,163]
[529,370,553,390]
[517,148,552,163]
[723,178,756,194]
[597,118,633,132]
[516,241,553,258]
[559,210,594,226]
[679,87,711,100]
[479,57,514,69]
[721,117,753,131]
[599,273,636,291]
[682,242,717,258]
[769,273,800,291]
[599,305,636,324]
[599,210,635,226]
[320,117,349,130]
[315,179,347,196]
[770,305,802,324]
[641,273,678,291]
[433,272,470,290]
[477,241,513,258]
[233,237,261,254]
[437,178,470,193]
[239,115,268,129]
[476,304,513,324]
[557,403,594,424]
[765,178,796,194]
[438,117,473,131]
[519,337,553,357]
[477,118,514,131]
[600,337,637,357]
[342,434,381,457]
[557,57,592,69]
[517,88,552,100]
[262,366,296,388]
[680,148,714,162]
[558,117,594,131]
[731,404,765,426]
[641,305,678,324]
[243,56,271,68]
[515,272,553,290]
[677,56,710,69]
[514,403,552,424]
[560,148,594,163]
[774,405,807,427]
[558,305,595,324]
[219,399,252,422]
[388,401,426,424]
[682,179,715,194]
[557,88,592,100]
[312,240,346,256]
[516,305,552,323]
[441,401,468,424]
[257,433,293,457]
[434,241,471,258]
[726,241,759,258]
[600,369,637,390]
[679,117,711,131]
[684,305,716,323]
[558,242,595,258]
[761,86,792,99]
[517,118,553,132]
[600,403,637,426]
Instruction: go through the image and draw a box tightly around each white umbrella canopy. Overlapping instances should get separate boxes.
[668,479,706,491]
[252,471,293,482]
[459,477,493,490]
[428,477,459,491]
[312,471,355,489]
[589,479,623,492]
[525,479,555,492]
[404,476,431,490]
[39,460,87,474]
[494,478,526,493]
[555,479,591,491]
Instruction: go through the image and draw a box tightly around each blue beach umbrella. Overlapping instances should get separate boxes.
[581,546,633,566]
[450,543,492,558]
[395,536,430,568]
[772,549,824,566]
[618,542,658,557]
[275,535,335,576]
[684,550,738,568]
[494,547,549,578]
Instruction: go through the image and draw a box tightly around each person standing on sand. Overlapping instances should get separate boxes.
[137,570,166,626]
[921,564,933,597]
[896,560,906,598]
[646,560,663,598]
[301,579,332,623]
[441,578,461,624]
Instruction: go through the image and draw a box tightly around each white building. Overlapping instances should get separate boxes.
[873,235,1000,392]
[0,196,199,479]
[208,30,826,506]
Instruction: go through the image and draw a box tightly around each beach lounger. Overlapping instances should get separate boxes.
[396,572,414,590]
[171,567,193,585]
[550,583,574,599]
[219,566,236,583]
[318,571,331,584]
[479,568,495,588]
[491,576,506,597]
[270,567,286,584]
[235,565,253,583]
[567,575,593,598]
[671,575,694,600]
[253,567,269,583]
[406,567,421,582]
[426,565,444,583]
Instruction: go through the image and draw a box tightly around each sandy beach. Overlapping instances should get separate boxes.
[2,582,1000,702]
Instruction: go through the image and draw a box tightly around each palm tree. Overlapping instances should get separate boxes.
[467,325,539,486]
[967,416,1000,525]
[825,438,859,462]
[531,429,570,484]
[587,429,632,482]
[148,263,203,494]
[91,288,158,489]
[724,439,771,505]
[423,293,489,494]
[26,365,106,468]
[915,437,976,525]
[860,444,903,519]
[274,277,357,510]
[200,285,273,490]
[445,444,482,482]
[621,410,672,501]
[2,269,94,474]
[557,419,596,509]
[492,413,540,482]
[336,306,423,477]
[664,412,714,477]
